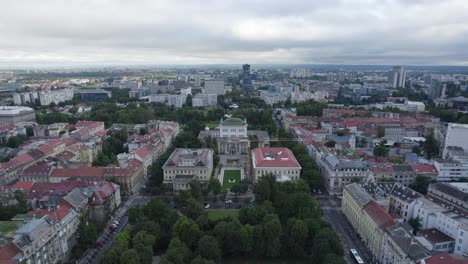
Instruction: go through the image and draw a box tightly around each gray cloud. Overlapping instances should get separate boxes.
[0,0,468,66]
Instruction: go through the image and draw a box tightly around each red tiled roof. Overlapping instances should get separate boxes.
[53,151,75,161]
[0,243,19,264]
[0,121,15,131]
[67,144,81,153]
[372,165,394,173]
[105,159,143,177]
[63,124,75,130]
[11,181,34,192]
[1,153,34,172]
[27,180,97,199]
[50,167,106,178]
[75,120,102,128]
[362,201,394,228]
[63,138,79,146]
[419,228,454,244]
[92,182,119,205]
[411,164,437,174]
[28,199,73,221]
[253,147,301,168]
[22,163,53,177]
[424,253,468,264]
[135,145,155,159]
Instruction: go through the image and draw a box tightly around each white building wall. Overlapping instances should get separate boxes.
[443,123,468,158]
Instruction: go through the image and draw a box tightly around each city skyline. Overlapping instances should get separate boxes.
[1,0,468,66]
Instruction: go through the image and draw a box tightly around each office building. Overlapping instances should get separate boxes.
[0,106,36,124]
[388,66,406,88]
[162,148,214,191]
[204,80,225,95]
[149,94,187,108]
[192,94,217,107]
[251,147,301,182]
[443,123,468,158]
[79,89,111,102]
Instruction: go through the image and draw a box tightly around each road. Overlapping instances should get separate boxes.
[78,195,150,264]
[316,194,373,264]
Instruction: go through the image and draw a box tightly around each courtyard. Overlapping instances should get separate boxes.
[222,169,241,191]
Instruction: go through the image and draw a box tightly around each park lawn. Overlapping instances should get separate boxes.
[222,169,241,191]
[0,221,22,239]
[207,210,239,221]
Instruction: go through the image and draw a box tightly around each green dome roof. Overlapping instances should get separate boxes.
[221,117,247,126]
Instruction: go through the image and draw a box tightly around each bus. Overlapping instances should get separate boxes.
[350,249,364,264]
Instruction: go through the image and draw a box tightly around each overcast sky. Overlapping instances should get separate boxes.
[1,0,468,66]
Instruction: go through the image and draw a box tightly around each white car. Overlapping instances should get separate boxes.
[204,203,211,209]
[225,200,233,204]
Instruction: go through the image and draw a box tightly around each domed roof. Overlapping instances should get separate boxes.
[220,117,247,126]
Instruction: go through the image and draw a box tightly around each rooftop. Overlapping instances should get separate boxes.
[385,222,431,262]
[344,183,373,208]
[429,183,468,203]
[418,228,455,244]
[411,164,437,174]
[0,106,34,115]
[423,253,468,264]
[50,167,106,178]
[392,164,414,172]
[252,147,301,168]
[163,148,213,168]
[0,243,20,264]
[220,117,247,127]
[362,201,394,228]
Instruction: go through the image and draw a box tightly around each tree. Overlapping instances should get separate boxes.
[323,253,346,264]
[191,257,215,264]
[133,230,156,248]
[120,249,140,264]
[240,179,250,193]
[77,218,97,248]
[424,133,439,159]
[373,143,389,157]
[284,218,309,256]
[409,217,422,235]
[262,214,282,257]
[230,183,241,194]
[410,176,432,195]
[190,180,204,203]
[239,224,254,254]
[161,238,192,264]
[324,140,336,148]
[208,177,221,195]
[197,235,221,262]
[172,217,202,249]
[253,174,276,203]
[311,228,344,264]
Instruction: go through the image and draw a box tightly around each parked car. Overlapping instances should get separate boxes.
[109,224,117,231]
[204,203,211,209]
[113,220,120,226]
[225,200,233,204]
[95,241,103,248]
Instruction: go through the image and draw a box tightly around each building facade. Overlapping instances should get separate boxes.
[162,148,214,191]
[251,147,301,182]
[0,106,36,124]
